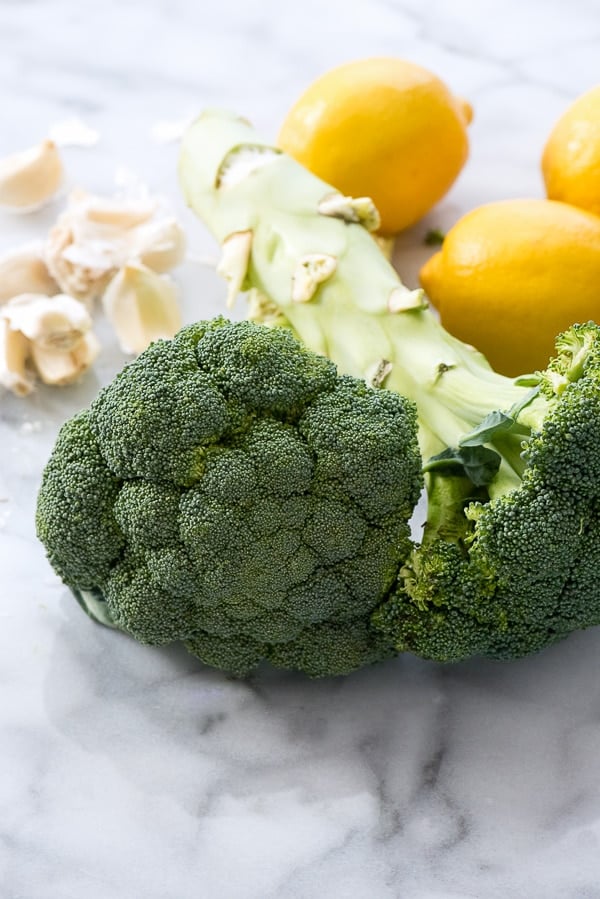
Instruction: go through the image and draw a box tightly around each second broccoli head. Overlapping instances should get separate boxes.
[36,318,423,676]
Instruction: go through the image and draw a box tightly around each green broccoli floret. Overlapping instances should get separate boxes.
[36,318,422,677]
[179,111,600,668]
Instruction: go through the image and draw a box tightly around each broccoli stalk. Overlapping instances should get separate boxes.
[179,112,536,517]
[180,111,600,664]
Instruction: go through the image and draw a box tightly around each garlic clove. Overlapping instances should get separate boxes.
[102,263,181,355]
[0,242,59,303]
[72,330,101,369]
[31,331,100,386]
[0,139,64,210]
[0,318,34,396]
[2,293,92,351]
[131,217,187,272]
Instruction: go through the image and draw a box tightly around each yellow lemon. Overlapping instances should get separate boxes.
[278,57,472,235]
[420,199,600,376]
[542,86,600,216]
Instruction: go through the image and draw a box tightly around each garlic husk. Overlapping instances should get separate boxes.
[0,139,64,209]
[2,293,92,350]
[31,331,100,386]
[131,217,187,272]
[0,318,33,396]
[102,263,181,354]
[0,242,59,303]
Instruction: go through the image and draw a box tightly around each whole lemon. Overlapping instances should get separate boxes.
[542,86,600,216]
[420,199,600,376]
[278,57,472,235]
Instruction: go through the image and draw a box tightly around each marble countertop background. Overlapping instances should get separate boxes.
[2,1,600,897]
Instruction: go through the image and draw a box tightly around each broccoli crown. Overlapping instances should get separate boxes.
[36,318,423,676]
[374,323,600,663]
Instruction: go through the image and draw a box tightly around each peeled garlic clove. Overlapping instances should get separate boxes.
[0,318,34,396]
[0,242,59,303]
[2,293,92,350]
[0,139,64,209]
[131,217,186,272]
[31,331,100,386]
[103,263,181,355]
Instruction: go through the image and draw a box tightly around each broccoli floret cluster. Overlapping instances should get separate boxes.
[37,318,422,676]
[374,324,600,663]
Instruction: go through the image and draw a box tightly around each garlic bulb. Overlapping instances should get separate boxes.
[0,242,58,303]
[0,292,99,393]
[0,139,64,210]
[45,192,149,303]
[45,190,185,303]
[102,263,181,355]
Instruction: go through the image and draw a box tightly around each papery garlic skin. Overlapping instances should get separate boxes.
[103,263,181,355]
[2,293,92,351]
[0,318,33,396]
[0,242,59,303]
[31,331,100,386]
[131,217,186,272]
[0,140,64,209]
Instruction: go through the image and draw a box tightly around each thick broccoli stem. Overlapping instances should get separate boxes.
[179,111,531,502]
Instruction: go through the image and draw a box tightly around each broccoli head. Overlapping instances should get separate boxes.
[374,323,600,663]
[36,318,423,676]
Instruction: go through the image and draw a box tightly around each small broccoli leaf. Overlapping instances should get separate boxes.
[423,445,501,487]
[459,411,517,447]
[514,373,541,388]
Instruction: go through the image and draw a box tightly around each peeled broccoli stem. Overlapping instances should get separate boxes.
[179,112,538,527]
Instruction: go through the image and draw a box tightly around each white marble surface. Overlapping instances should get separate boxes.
[2,2,600,897]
